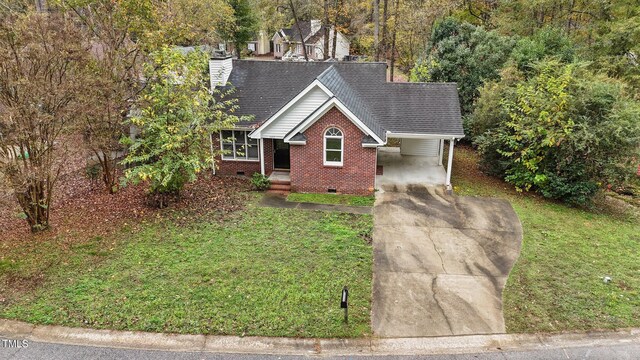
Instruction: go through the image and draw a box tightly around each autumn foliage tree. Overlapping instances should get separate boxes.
[120,47,239,208]
[61,0,145,194]
[0,12,88,231]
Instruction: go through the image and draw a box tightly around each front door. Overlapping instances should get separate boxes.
[273,139,290,169]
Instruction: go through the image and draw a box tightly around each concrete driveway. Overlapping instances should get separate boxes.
[372,186,523,337]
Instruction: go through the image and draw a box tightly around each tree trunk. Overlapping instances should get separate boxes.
[373,0,379,61]
[332,0,341,59]
[389,0,400,82]
[289,0,308,61]
[381,0,389,61]
[323,0,330,59]
[235,41,242,59]
[15,179,50,232]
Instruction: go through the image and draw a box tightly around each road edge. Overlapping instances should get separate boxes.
[2,319,640,356]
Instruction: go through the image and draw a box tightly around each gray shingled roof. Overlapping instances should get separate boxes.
[289,21,312,42]
[316,66,386,141]
[224,60,464,138]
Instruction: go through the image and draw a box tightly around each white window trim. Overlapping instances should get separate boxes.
[323,127,343,167]
[220,130,260,162]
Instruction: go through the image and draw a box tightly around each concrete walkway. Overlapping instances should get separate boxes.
[372,186,523,337]
[259,193,372,215]
[1,319,639,357]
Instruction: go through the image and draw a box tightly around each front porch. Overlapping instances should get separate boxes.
[376,147,448,192]
[267,170,291,194]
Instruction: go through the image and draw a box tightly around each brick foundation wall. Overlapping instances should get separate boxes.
[290,107,376,195]
[211,133,273,176]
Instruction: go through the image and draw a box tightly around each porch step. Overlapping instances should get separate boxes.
[269,183,291,191]
[266,189,291,195]
[270,179,291,186]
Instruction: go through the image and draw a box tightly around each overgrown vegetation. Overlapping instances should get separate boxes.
[250,172,270,191]
[410,10,640,205]
[120,47,238,208]
[474,61,640,205]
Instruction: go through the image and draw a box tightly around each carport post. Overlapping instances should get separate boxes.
[259,138,265,175]
[438,139,444,166]
[445,138,455,190]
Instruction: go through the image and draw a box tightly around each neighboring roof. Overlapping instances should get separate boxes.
[289,21,312,42]
[277,20,347,46]
[224,60,464,138]
[306,26,330,45]
[281,28,293,38]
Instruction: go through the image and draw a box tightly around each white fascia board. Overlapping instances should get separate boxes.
[283,98,385,146]
[386,131,465,140]
[220,126,255,131]
[249,80,334,139]
[287,141,307,145]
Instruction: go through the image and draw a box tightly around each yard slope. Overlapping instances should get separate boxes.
[452,146,640,333]
[0,197,373,338]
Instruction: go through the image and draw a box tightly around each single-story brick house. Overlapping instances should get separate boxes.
[208,55,464,195]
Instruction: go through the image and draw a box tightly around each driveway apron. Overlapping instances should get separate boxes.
[372,186,523,337]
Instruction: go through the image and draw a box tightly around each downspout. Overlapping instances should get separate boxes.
[209,133,216,176]
[259,138,265,175]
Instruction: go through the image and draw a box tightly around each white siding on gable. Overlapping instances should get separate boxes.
[261,86,330,138]
[400,139,439,156]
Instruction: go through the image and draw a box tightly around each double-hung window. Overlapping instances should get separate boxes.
[324,127,343,166]
[221,130,259,161]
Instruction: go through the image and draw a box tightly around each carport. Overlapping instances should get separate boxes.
[376,135,458,191]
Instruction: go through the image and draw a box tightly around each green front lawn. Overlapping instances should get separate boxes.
[287,193,375,207]
[452,146,640,333]
[0,202,373,338]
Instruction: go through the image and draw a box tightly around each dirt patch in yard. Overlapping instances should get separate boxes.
[0,170,251,245]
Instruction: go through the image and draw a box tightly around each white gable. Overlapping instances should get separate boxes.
[259,85,330,139]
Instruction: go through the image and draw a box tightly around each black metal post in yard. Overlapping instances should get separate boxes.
[341,286,349,324]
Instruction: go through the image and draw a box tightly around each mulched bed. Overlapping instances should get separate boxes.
[0,168,252,246]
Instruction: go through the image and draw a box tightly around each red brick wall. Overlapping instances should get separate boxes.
[290,107,376,195]
[211,133,273,176]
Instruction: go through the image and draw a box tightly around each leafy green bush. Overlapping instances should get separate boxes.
[120,47,239,207]
[474,59,640,205]
[251,172,270,191]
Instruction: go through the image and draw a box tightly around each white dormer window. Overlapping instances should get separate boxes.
[324,127,343,166]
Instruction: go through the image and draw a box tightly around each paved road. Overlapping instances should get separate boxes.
[3,340,640,359]
[372,186,523,337]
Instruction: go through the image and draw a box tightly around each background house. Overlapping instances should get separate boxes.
[246,30,271,55]
[272,20,350,60]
